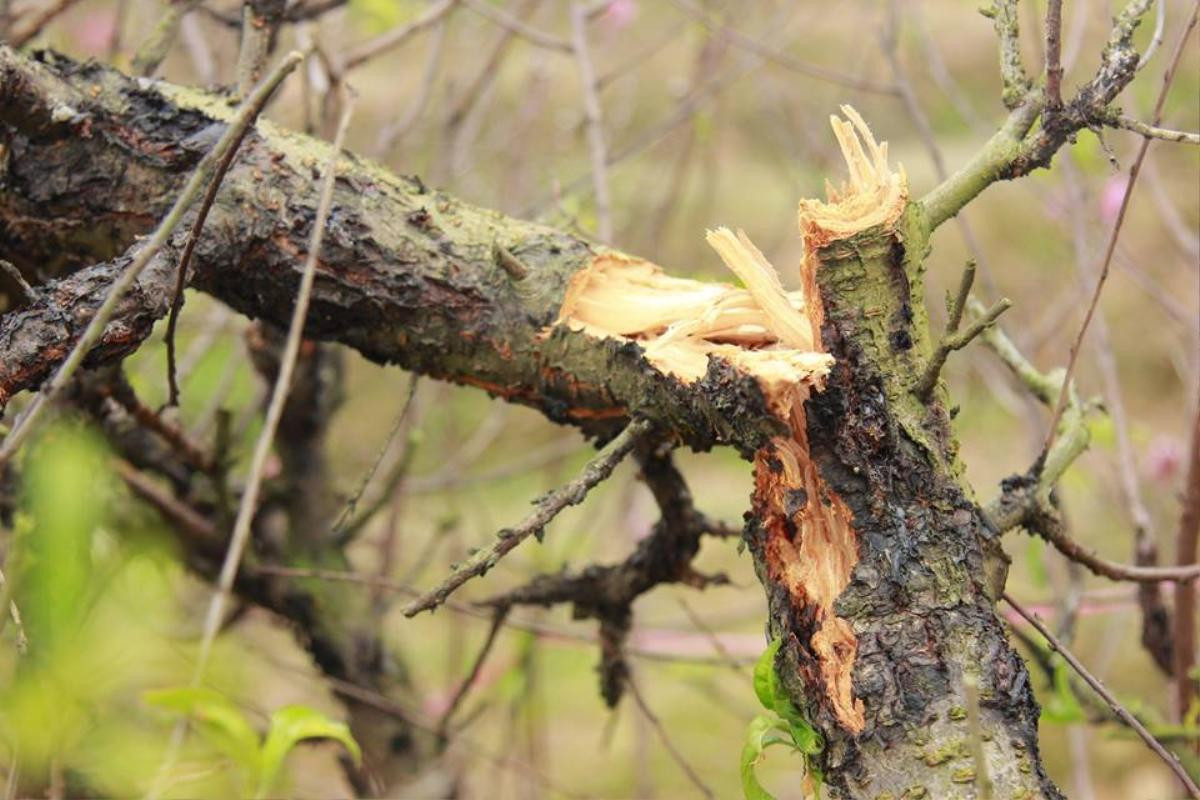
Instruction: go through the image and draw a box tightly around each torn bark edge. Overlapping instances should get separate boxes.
[542,107,908,734]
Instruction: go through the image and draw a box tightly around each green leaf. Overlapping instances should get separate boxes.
[753,638,782,711]
[143,687,262,775]
[741,715,789,800]
[774,696,824,755]
[257,705,362,799]
[1040,658,1085,724]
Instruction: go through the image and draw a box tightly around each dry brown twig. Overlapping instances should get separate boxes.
[1042,1,1200,456]
[1004,593,1200,797]
[403,418,651,617]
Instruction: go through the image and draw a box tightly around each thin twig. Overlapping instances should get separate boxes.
[915,260,1011,399]
[148,91,355,799]
[1113,115,1200,145]
[6,0,84,47]
[164,123,268,408]
[569,1,612,242]
[435,606,508,746]
[131,0,204,77]
[1003,593,1200,796]
[1043,2,1200,456]
[1026,506,1200,583]
[1045,0,1065,110]
[329,375,419,538]
[342,0,458,72]
[403,418,651,617]
[235,0,286,99]
[668,0,898,95]
[0,52,304,472]
[625,675,716,799]
[462,0,569,51]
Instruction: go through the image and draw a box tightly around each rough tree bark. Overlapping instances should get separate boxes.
[0,37,1147,798]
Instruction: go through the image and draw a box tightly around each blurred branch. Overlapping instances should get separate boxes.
[569,1,612,241]
[462,0,569,52]
[131,0,204,77]
[235,0,287,98]
[668,0,899,95]
[626,675,717,800]
[4,0,83,48]
[1174,405,1200,728]
[342,0,458,72]
[434,606,508,747]
[1041,2,1198,460]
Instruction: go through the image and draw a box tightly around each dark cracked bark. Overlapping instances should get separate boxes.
[0,46,1062,798]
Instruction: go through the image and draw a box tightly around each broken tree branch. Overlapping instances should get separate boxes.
[0,50,303,471]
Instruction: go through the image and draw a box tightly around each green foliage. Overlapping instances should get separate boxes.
[741,638,824,799]
[348,0,420,32]
[145,687,361,799]
[1040,657,1085,725]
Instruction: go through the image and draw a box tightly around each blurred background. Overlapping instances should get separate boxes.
[0,0,1197,797]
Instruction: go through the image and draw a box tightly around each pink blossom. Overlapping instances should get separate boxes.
[1099,175,1129,224]
[71,11,117,57]
[1143,434,1183,484]
[598,0,638,31]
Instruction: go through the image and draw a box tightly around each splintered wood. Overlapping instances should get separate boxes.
[553,107,906,733]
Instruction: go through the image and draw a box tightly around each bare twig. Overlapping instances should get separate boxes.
[1112,115,1200,145]
[329,375,420,540]
[914,260,1011,399]
[668,0,898,95]
[0,52,304,472]
[236,0,286,99]
[131,0,204,77]
[149,91,355,799]
[403,418,651,617]
[6,0,84,47]
[626,675,716,800]
[342,0,458,72]
[1023,503,1200,584]
[1045,0,1065,109]
[1042,2,1199,455]
[569,1,612,242]
[462,0,569,51]
[164,77,279,407]
[1004,593,1200,796]
[435,606,508,746]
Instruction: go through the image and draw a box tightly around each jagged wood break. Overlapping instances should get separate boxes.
[555,108,903,734]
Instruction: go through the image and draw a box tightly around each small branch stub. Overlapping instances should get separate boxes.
[914,261,1011,399]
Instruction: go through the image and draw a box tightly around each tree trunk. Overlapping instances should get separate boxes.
[0,46,1060,798]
